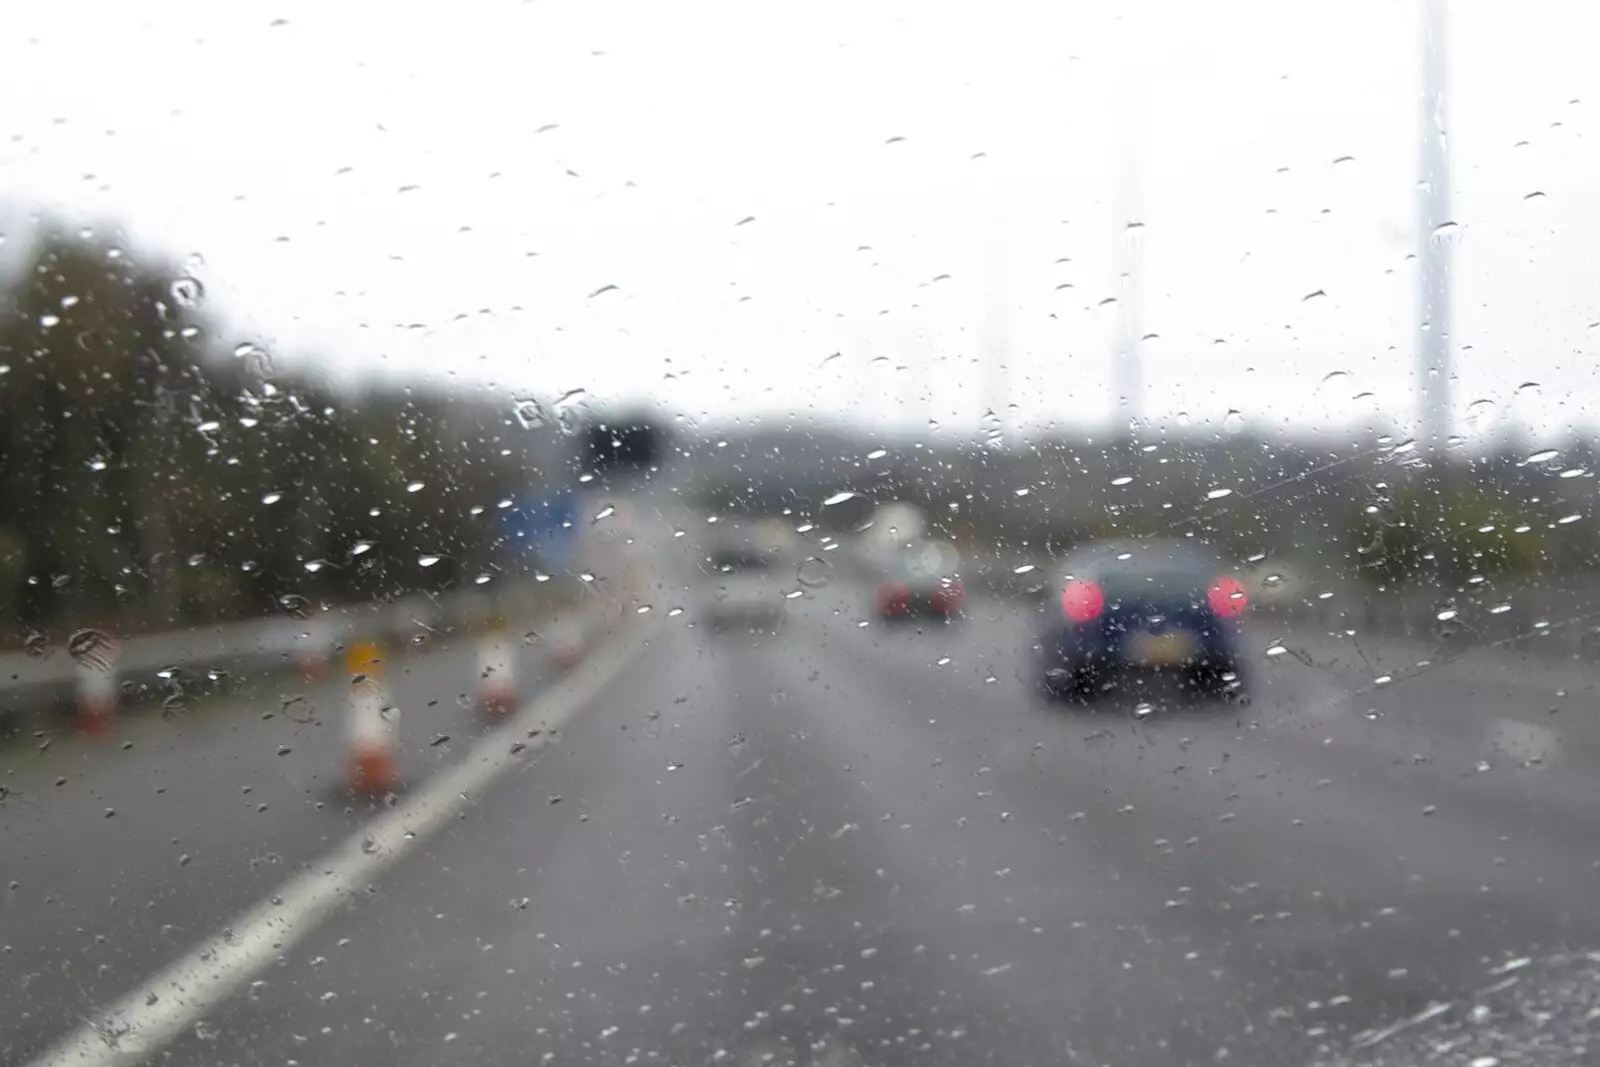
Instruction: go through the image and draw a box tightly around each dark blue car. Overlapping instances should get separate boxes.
[1035,539,1249,705]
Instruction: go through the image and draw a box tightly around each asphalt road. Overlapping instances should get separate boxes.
[6,555,1600,1065]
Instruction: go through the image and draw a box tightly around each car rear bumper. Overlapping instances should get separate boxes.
[877,589,965,618]
[1039,621,1239,671]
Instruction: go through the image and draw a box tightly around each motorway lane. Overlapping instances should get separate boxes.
[1,622,574,1063]
[73,579,1600,1067]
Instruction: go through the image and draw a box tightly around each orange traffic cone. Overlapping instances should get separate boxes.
[345,639,398,795]
[477,621,518,718]
[72,629,120,738]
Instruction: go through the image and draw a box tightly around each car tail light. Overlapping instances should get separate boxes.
[877,581,909,614]
[1207,575,1248,617]
[1061,579,1104,622]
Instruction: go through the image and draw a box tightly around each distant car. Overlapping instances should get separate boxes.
[875,539,965,622]
[1035,539,1248,704]
[700,544,787,631]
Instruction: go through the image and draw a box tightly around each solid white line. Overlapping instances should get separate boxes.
[26,621,656,1067]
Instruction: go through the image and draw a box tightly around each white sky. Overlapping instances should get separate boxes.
[2,1,1599,439]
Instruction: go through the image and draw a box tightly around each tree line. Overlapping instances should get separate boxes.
[0,217,568,643]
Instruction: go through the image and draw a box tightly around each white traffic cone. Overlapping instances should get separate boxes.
[296,616,331,683]
[72,629,120,738]
[476,622,517,718]
[345,639,398,795]
[546,612,586,673]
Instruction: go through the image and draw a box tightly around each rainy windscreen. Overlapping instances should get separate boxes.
[4,6,1598,1067]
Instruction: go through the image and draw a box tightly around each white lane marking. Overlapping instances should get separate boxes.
[27,621,656,1067]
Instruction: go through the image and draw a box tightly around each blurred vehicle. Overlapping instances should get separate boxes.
[700,542,787,631]
[875,539,965,622]
[1035,539,1248,704]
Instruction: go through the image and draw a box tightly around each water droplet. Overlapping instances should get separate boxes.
[406,481,425,493]
[1012,563,1036,575]
[796,556,834,589]
[822,490,859,507]
[1133,701,1155,719]
[278,594,313,620]
[1222,410,1245,433]
[170,276,205,307]
[474,573,492,585]
[1301,289,1327,302]
[1013,487,1031,497]
[1111,475,1133,486]
[1516,381,1541,395]
[67,629,115,670]
[592,505,616,523]
[1264,643,1287,658]
[302,560,327,573]
[1558,513,1582,525]
[1436,608,1458,621]
[784,589,805,600]
[1524,448,1560,464]
[351,540,373,556]
[1560,468,1588,479]
[261,490,283,505]
[667,607,684,617]
[866,448,888,460]
[418,555,442,568]
[1373,674,1393,686]
[512,398,548,429]
[1206,488,1233,500]
[1490,603,1512,615]
[1429,221,1462,241]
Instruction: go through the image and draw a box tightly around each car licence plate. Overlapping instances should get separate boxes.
[1129,630,1195,666]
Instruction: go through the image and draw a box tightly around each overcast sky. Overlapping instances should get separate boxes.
[2,1,1598,439]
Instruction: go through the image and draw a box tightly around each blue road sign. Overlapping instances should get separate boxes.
[503,488,580,571]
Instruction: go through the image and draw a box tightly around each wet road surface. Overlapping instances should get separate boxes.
[6,553,1600,1066]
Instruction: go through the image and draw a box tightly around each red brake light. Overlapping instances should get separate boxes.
[1061,579,1104,622]
[877,581,909,613]
[1208,575,1248,617]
